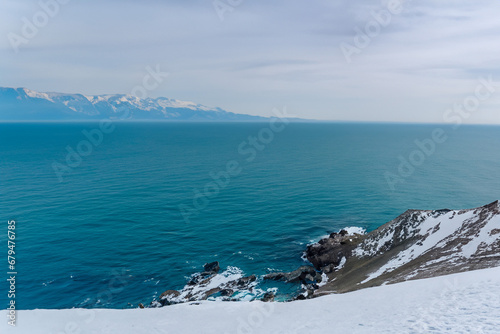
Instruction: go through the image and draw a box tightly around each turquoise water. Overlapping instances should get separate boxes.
[1,122,499,309]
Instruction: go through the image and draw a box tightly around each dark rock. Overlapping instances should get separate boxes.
[321,263,337,274]
[263,272,286,281]
[294,288,315,300]
[159,290,181,306]
[188,271,215,285]
[198,275,215,286]
[138,303,145,309]
[203,261,220,274]
[261,291,275,302]
[264,266,318,284]
[203,287,222,299]
[305,272,323,284]
[305,231,364,270]
[219,289,233,297]
[237,275,257,286]
[304,274,315,283]
[306,288,315,297]
[295,294,306,300]
[160,290,180,299]
[155,269,259,306]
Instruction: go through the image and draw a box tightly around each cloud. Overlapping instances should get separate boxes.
[1,0,500,122]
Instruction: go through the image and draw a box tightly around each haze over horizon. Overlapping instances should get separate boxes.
[1,0,500,123]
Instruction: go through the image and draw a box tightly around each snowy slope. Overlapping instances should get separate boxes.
[307,200,500,294]
[3,266,500,334]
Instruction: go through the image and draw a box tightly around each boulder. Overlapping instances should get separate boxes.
[305,231,363,270]
[219,289,233,297]
[294,288,315,300]
[237,275,257,286]
[159,290,181,306]
[261,291,275,302]
[160,290,180,299]
[321,263,337,274]
[264,266,319,284]
[188,271,214,285]
[203,261,220,274]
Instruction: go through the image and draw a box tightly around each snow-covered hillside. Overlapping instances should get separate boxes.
[0,87,265,121]
[3,266,500,334]
[307,200,500,295]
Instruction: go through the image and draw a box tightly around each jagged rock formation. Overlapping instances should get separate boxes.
[305,230,364,272]
[309,200,500,296]
[151,262,261,307]
[263,266,322,285]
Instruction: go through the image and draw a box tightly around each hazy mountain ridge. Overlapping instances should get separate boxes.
[0,87,265,121]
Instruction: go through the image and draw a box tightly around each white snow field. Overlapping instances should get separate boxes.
[3,266,500,334]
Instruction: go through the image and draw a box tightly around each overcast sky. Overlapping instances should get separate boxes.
[1,0,500,122]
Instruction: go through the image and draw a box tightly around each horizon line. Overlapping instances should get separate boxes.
[1,119,500,127]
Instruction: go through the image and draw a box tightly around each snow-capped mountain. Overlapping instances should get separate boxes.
[0,87,265,121]
[306,200,500,294]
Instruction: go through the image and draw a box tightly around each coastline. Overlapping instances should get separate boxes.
[3,200,500,333]
[140,200,500,307]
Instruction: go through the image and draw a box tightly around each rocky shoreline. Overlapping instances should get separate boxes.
[144,200,500,307]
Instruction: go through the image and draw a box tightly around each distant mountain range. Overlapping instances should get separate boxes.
[0,87,267,121]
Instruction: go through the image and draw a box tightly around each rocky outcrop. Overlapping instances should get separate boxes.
[264,266,322,284]
[186,261,221,286]
[150,262,263,307]
[158,290,181,306]
[203,261,220,273]
[305,230,364,271]
[312,200,500,296]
